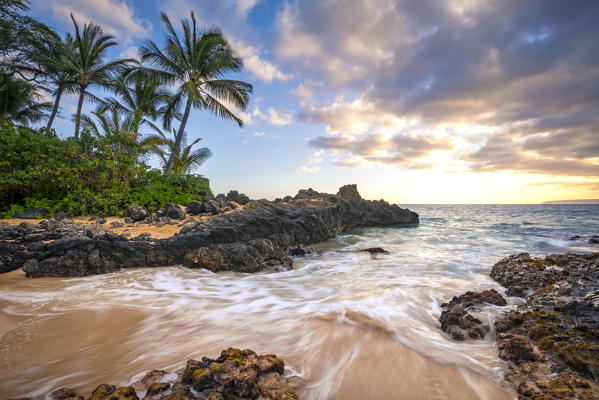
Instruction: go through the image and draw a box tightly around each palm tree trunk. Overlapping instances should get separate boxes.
[74,88,85,139]
[164,97,191,174]
[46,85,64,130]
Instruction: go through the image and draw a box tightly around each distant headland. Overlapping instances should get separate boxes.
[542,199,599,204]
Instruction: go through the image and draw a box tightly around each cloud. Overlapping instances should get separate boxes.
[298,166,321,173]
[309,132,454,168]
[231,39,290,83]
[34,0,150,43]
[277,0,599,178]
[267,107,292,126]
[252,131,279,139]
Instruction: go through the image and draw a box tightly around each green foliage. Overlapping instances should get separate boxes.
[0,123,211,216]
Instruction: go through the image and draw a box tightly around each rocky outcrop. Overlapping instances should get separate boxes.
[0,185,418,277]
[441,252,599,398]
[439,289,506,340]
[491,253,599,399]
[40,348,300,400]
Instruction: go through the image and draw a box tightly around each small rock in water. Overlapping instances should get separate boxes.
[439,289,506,341]
[359,247,389,254]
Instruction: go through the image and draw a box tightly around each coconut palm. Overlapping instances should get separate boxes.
[139,11,252,173]
[100,71,171,138]
[0,72,52,126]
[80,105,135,138]
[142,127,212,174]
[26,27,78,129]
[66,15,133,138]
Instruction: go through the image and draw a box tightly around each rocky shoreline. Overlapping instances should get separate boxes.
[441,252,599,399]
[0,185,418,277]
[20,348,300,400]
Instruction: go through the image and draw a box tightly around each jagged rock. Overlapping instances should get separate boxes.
[491,253,599,399]
[97,218,106,224]
[110,221,124,229]
[336,184,362,202]
[54,211,70,221]
[181,348,296,399]
[225,190,250,205]
[439,289,506,340]
[126,205,149,222]
[124,217,134,224]
[7,185,418,277]
[203,200,221,215]
[164,203,185,220]
[187,201,204,215]
[15,207,48,219]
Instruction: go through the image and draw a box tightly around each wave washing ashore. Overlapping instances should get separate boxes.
[1,188,599,399]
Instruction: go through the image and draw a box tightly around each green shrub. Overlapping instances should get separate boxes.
[0,124,212,216]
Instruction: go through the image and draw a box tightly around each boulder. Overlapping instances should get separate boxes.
[126,205,148,222]
[54,211,70,221]
[15,207,48,219]
[225,190,250,205]
[187,201,204,215]
[165,203,185,220]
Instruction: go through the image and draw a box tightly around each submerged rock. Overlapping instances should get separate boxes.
[439,289,506,340]
[358,247,388,254]
[11,185,418,277]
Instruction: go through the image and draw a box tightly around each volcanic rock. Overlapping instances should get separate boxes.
[126,205,149,222]
[439,289,506,340]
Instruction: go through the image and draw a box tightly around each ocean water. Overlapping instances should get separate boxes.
[0,205,598,399]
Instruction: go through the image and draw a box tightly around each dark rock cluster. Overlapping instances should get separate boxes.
[491,253,599,399]
[31,348,300,400]
[439,289,506,340]
[442,252,599,399]
[0,185,418,277]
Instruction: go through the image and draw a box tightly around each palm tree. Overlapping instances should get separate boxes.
[100,71,170,138]
[80,105,135,138]
[139,11,252,173]
[26,27,78,129]
[142,127,212,174]
[0,72,52,126]
[66,14,132,138]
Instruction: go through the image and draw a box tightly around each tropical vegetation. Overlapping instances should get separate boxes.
[0,0,252,217]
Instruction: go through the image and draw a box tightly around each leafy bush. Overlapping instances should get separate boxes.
[0,124,212,216]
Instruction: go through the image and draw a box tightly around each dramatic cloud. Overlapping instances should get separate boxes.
[278,0,599,177]
[34,0,150,42]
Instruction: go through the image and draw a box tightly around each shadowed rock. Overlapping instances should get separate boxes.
[439,289,507,340]
[3,185,418,278]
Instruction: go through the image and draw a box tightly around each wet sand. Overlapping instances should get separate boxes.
[0,268,513,399]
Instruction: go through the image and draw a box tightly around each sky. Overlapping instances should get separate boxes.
[28,0,599,204]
